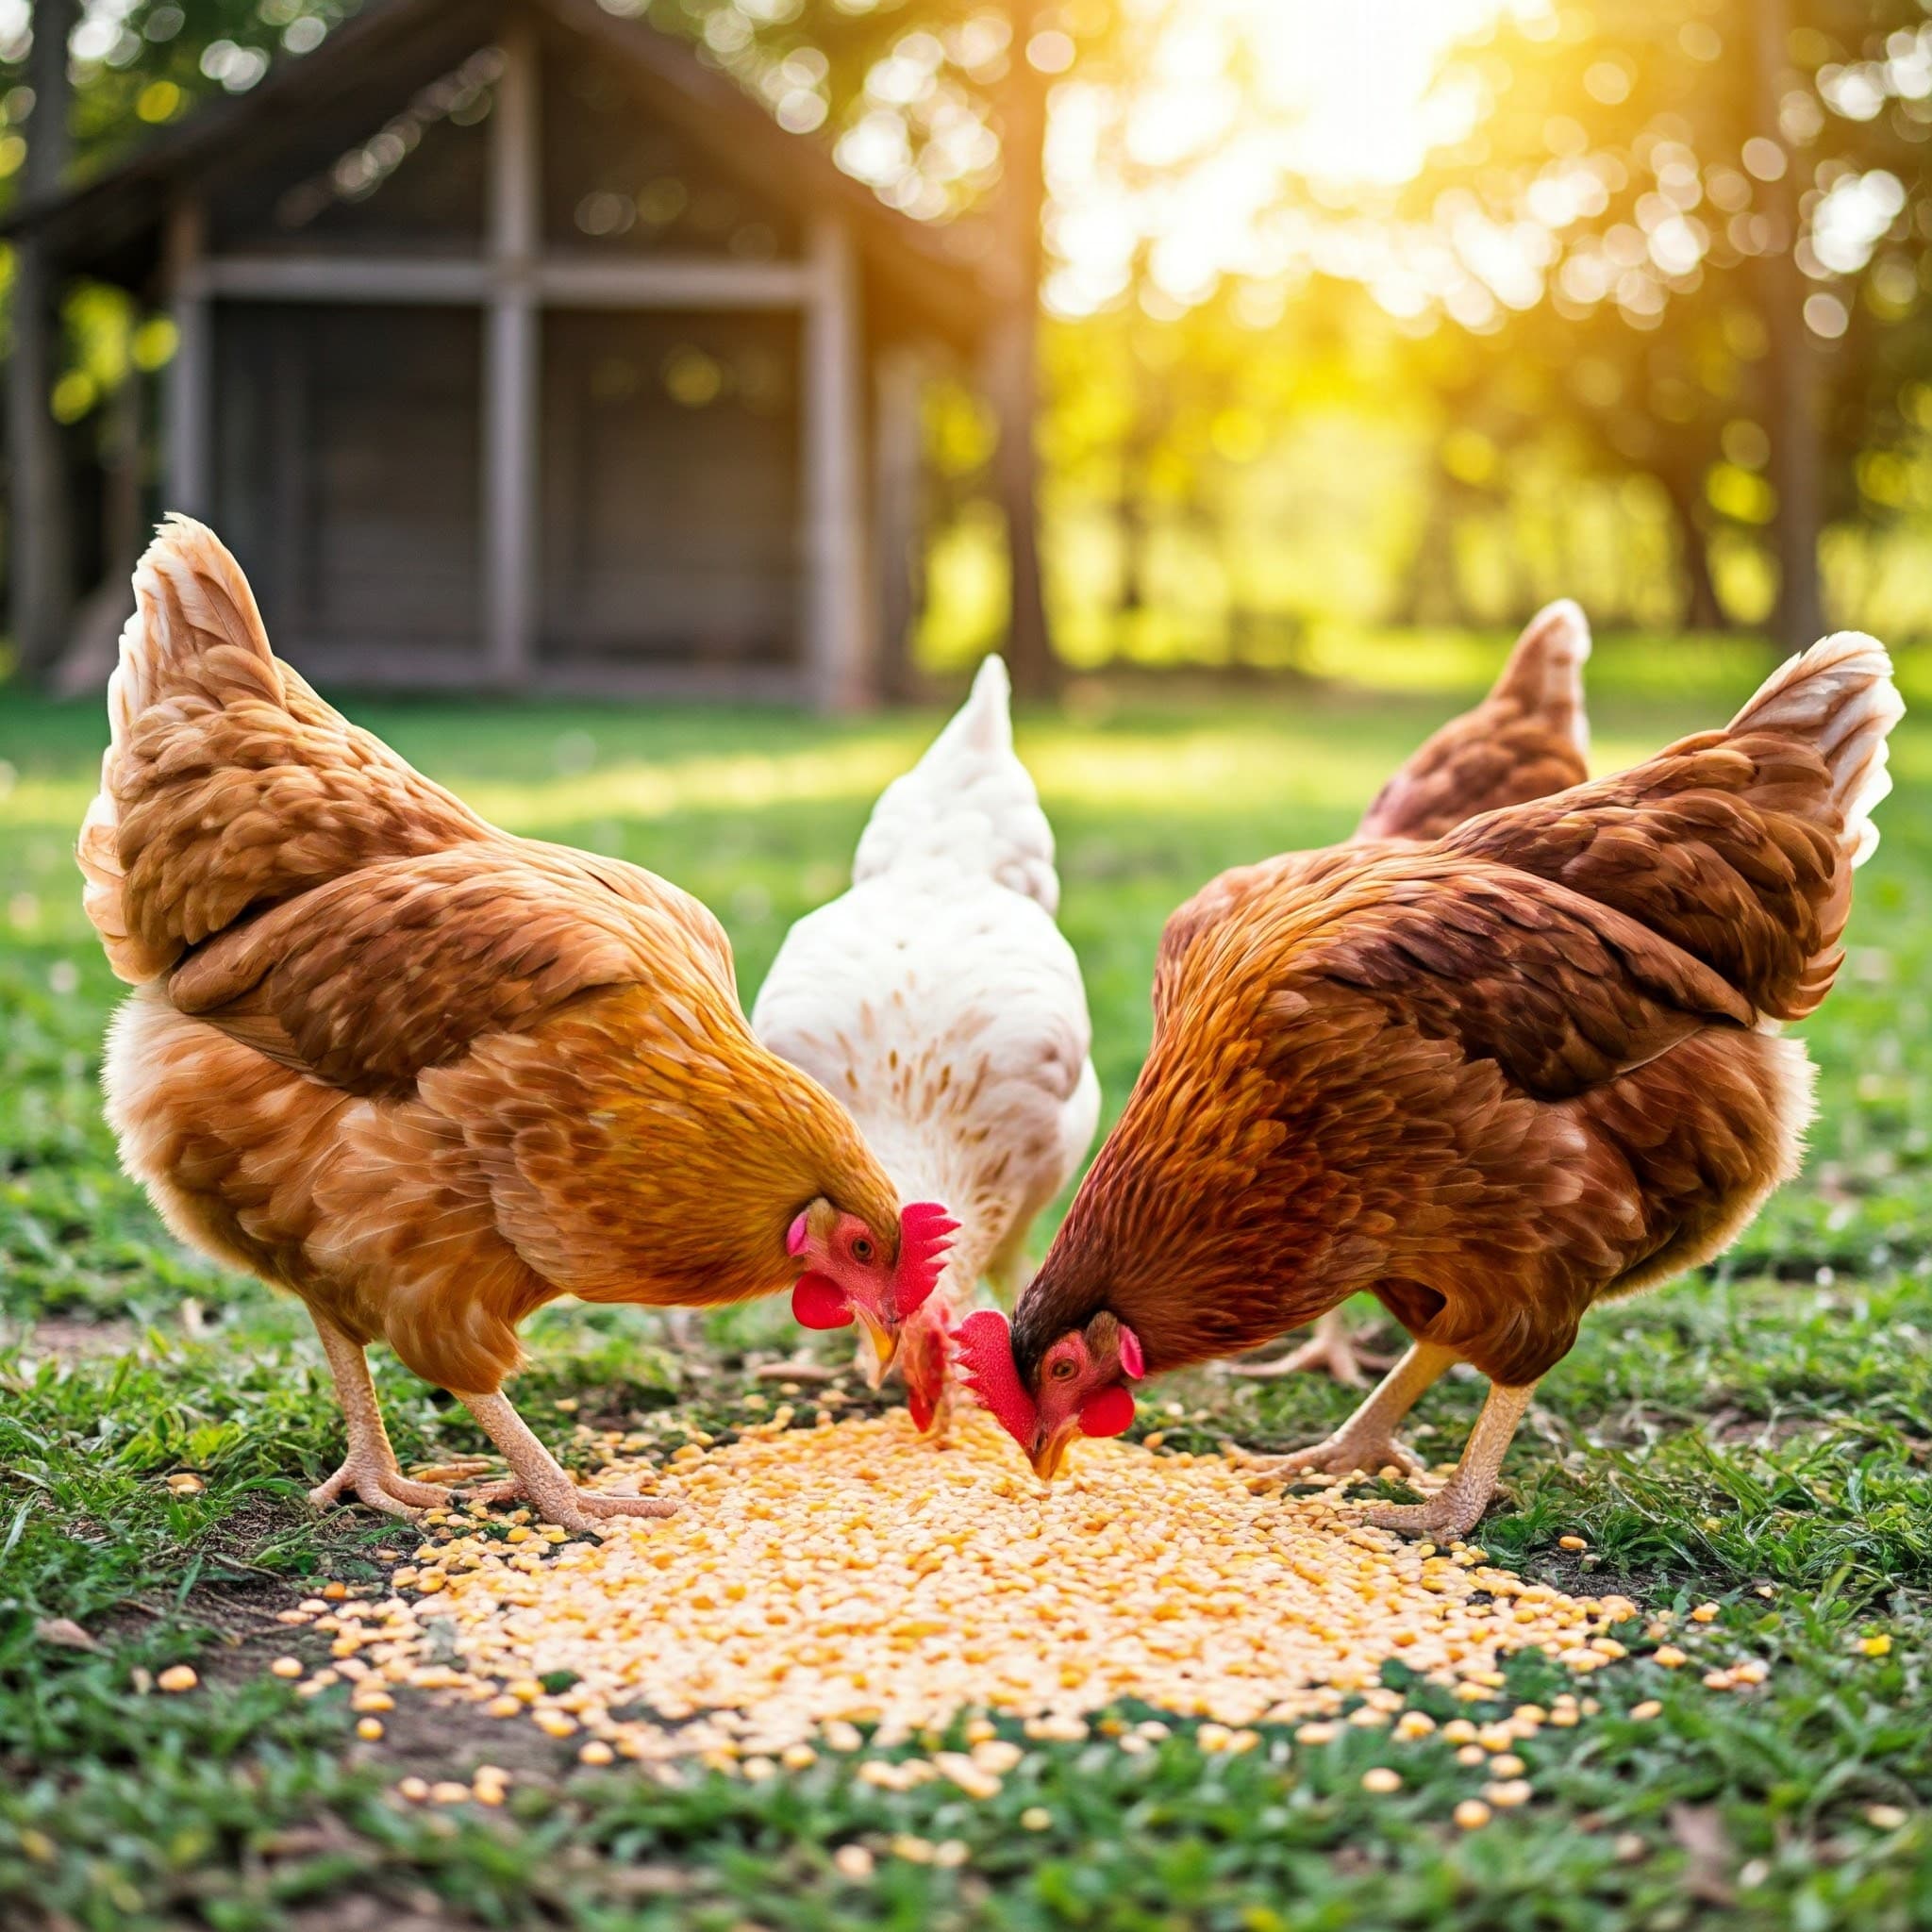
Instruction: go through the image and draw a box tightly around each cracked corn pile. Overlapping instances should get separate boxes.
[311,1410,1646,1767]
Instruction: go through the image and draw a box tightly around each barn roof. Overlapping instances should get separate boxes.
[5,0,999,345]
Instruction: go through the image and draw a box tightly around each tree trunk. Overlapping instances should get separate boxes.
[1660,468,1727,631]
[8,0,77,680]
[987,3,1058,698]
[1750,0,1825,653]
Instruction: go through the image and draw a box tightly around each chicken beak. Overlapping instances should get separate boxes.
[1028,1420,1078,1482]
[857,1309,899,1379]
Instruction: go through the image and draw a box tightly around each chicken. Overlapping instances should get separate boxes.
[1159,599,1594,1382]
[958,634,1902,1539]
[77,519,952,1530]
[752,656,1098,1433]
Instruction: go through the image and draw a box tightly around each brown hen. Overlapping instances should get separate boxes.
[1157,599,1593,1382]
[984,633,1901,1537]
[79,520,948,1530]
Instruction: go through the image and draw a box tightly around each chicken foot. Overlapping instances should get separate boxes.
[1229,1341,1455,1481]
[458,1392,679,1534]
[1360,1378,1538,1541]
[1225,1309,1396,1387]
[307,1314,461,1517]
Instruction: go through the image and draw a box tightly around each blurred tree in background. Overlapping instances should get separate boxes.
[8,0,1932,678]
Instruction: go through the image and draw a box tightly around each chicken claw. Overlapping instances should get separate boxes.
[1227,1338,1454,1488]
[1230,1430,1426,1482]
[308,1455,456,1518]
[307,1314,463,1517]
[1357,1379,1539,1542]
[1359,1495,1486,1540]
[1225,1310,1395,1387]
[459,1391,677,1533]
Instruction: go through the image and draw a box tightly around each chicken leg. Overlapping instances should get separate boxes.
[307,1313,461,1517]
[1229,1341,1455,1481]
[458,1392,678,1535]
[1225,1309,1396,1386]
[1360,1378,1538,1541]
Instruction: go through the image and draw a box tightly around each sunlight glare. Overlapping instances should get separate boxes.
[1045,0,1517,318]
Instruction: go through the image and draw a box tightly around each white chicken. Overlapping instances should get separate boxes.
[752,656,1100,1432]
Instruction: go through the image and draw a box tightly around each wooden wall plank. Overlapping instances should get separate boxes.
[801,211,874,712]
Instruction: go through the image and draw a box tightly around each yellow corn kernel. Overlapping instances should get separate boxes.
[336,1410,1710,1784]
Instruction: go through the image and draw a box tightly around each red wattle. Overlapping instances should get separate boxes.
[1078,1386,1136,1439]
[791,1273,853,1330]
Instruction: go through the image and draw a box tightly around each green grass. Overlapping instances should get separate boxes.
[2,641,1930,1929]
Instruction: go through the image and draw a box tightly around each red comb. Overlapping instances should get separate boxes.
[791,1273,851,1330]
[952,1308,1036,1445]
[892,1201,958,1316]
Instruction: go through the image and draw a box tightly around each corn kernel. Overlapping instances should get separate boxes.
[341,1410,1707,1777]
[1360,1767,1401,1793]
[157,1666,197,1693]
[1454,1800,1492,1830]
[269,1657,303,1679]
[356,1718,384,1740]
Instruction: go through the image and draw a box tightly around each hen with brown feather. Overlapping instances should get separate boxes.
[964,635,1901,1537]
[81,520,950,1530]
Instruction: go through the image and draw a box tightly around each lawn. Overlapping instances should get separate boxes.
[2,647,1929,1931]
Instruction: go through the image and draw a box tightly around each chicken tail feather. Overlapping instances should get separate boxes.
[80,517,486,987]
[1727,631,1903,870]
[1489,596,1592,761]
[850,653,1060,911]
[1446,628,1904,1024]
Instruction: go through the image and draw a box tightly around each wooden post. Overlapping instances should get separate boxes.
[802,212,874,712]
[7,0,78,677]
[483,16,541,687]
[873,346,926,701]
[164,198,213,516]
[987,2,1058,699]
[1750,0,1824,652]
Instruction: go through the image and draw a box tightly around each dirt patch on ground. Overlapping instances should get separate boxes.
[3,1314,141,1360]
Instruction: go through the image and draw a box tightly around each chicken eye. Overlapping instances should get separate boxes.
[851,1236,874,1262]
[1049,1358,1076,1381]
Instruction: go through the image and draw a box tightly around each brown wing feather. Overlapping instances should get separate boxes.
[166,844,721,1098]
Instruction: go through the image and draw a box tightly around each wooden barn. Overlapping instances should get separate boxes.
[6,0,996,707]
